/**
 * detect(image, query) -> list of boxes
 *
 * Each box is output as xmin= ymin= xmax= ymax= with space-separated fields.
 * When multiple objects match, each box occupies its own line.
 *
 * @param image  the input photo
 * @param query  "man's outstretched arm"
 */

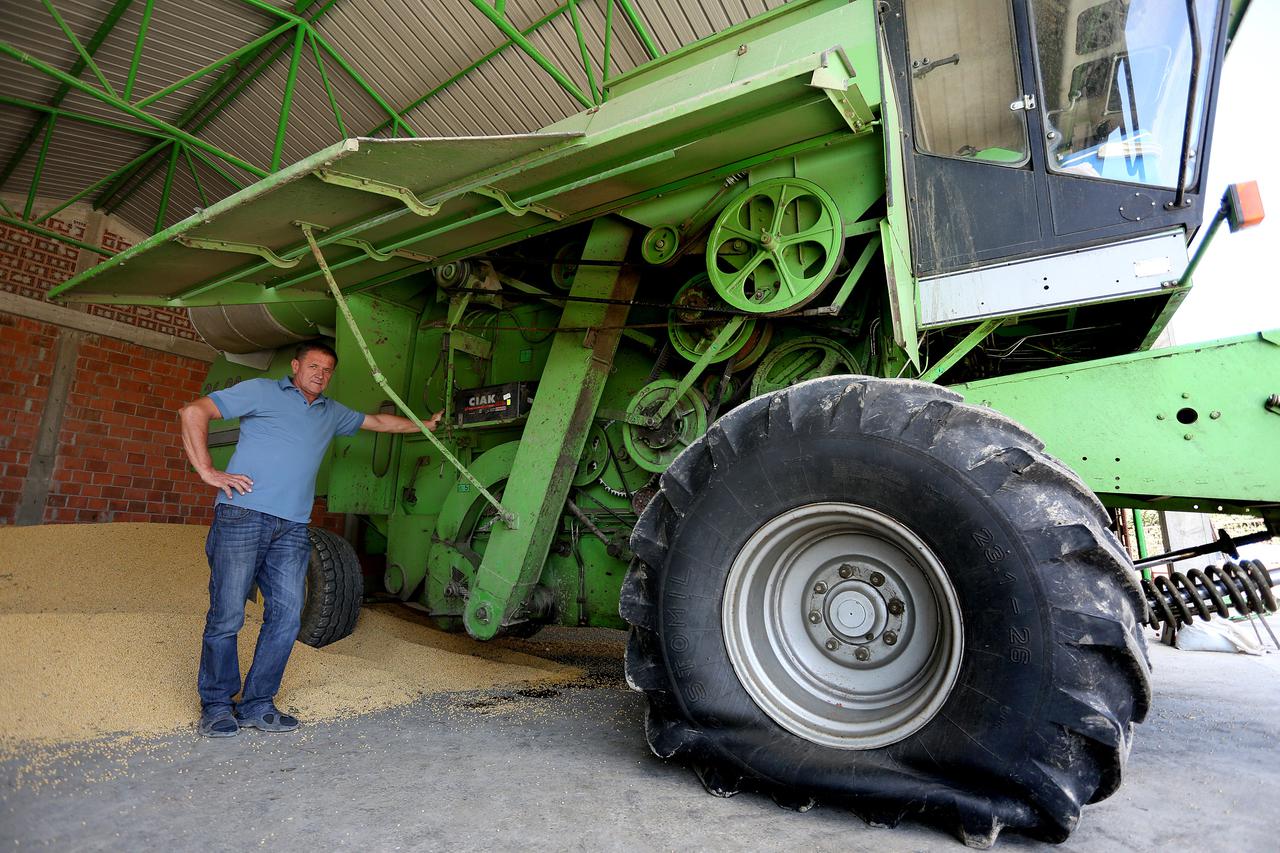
xmin=361 ymin=410 xmax=443 ymax=434
xmin=178 ymin=397 xmax=254 ymax=498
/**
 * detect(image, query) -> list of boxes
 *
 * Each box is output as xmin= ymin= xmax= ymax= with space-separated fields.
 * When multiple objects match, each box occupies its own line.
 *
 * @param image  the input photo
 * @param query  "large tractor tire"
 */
xmin=299 ymin=528 xmax=362 ymax=648
xmin=621 ymin=376 xmax=1151 ymax=846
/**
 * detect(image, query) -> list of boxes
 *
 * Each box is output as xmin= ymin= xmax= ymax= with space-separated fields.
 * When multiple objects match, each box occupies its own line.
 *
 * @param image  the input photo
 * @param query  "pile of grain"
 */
xmin=0 ymin=523 xmax=577 ymax=751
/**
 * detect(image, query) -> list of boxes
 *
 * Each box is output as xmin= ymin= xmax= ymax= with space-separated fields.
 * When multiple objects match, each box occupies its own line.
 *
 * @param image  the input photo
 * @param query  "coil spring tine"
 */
xmin=1141 ymin=559 xmax=1280 ymax=630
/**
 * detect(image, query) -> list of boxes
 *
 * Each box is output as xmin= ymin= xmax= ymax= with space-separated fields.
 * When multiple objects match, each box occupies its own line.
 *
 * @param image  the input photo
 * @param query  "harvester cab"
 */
xmin=46 ymin=0 xmax=1277 ymax=844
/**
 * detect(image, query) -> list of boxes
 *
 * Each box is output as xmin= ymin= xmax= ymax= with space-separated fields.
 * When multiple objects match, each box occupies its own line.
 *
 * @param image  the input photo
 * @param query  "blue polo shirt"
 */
xmin=209 ymin=376 xmax=365 ymax=523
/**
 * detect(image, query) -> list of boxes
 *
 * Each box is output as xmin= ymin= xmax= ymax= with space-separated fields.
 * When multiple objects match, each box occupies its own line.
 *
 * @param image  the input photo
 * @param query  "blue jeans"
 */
xmin=198 ymin=503 xmax=310 ymax=718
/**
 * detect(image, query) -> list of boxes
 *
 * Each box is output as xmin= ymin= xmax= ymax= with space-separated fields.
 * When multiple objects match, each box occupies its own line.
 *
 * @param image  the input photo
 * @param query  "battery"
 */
xmin=454 ymin=381 xmax=536 ymax=427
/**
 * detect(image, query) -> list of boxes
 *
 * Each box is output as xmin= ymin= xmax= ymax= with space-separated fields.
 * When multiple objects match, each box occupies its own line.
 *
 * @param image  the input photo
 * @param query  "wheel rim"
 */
xmin=722 ymin=502 xmax=963 ymax=749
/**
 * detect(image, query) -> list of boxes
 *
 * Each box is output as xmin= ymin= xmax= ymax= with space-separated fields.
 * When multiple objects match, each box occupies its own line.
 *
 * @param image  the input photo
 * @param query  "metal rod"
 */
xmin=919 ymin=318 xmax=1003 ymax=383
xmin=314 ymin=34 xmax=416 ymax=136
xmin=123 ymin=0 xmax=152 ymax=101
xmin=0 ymin=95 xmax=167 ymax=141
xmin=182 ymin=144 xmax=210 ymax=209
xmin=133 ymin=21 xmax=295 ymax=109
xmin=23 ymin=115 xmax=56 ymax=221
xmin=272 ymin=25 xmax=306 ymax=171
xmin=602 ymin=0 xmax=615 ymax=85
xmin=565 ymin=498 xmax=611 ymax=546
xmin=363 ymin=2 xmax=574 ymax=137
xmin=0 ymin=213 xmax=117 ymax=257
xmin=1131 ymin=508 xmax=1152 ymax=581
xmin=0 ymin=42 xmax=269 ymax=179
xmin=1168 ymin=0 xmax=1202 ymax=211
xmin=308 ymin=29 xmax=346 ymax=139
xmin=568 ymin=0 xmax=601 ymax=105
xmin=154 ymin=141 xmax=179 ymax=233
xmin=1133 ymin=529 xmax=1275 ymax=571
xmin=33 ymin=141 xmax=168 ymax=225
xmin=465 ymin=0 xmax=593 ymax=108
xmin=40 ymin=0 xmax=118 ymax=97
xmin=187 ymin=146 xmax=246 ymax=191
xmin=1178 ymin=199 xmax=1228 ymax=287
xmin=614 ymin=0 xmax=660 ymax=60
xmin=0 ymin=0 xmax=135 ymax=189
xmin=298 ymin=222 xmax=517 ymax=528
xmin=96 ymin=2 xmax=344 ymax=212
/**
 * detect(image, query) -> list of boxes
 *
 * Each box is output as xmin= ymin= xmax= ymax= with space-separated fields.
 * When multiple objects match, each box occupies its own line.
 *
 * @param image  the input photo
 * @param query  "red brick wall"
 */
xmin=1 ymin=216 xmax=200 ymax=340
xmin=0 ymin=314 xmax=55 ymax=521
xmin=0 ymin=211 xmax=348 ymax=529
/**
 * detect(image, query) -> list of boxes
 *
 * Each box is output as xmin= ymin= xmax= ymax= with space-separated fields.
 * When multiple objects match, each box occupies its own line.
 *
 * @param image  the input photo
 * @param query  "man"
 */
xmin=179 ymin=341 xmax=440 ymax=738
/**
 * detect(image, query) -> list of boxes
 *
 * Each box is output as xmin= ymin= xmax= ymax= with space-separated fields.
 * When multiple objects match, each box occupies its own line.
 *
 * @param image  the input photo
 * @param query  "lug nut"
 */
xmin=838 ymin=563 xmax=854 ymax=579
xmin=825 ymin=638 xmax=840 ymax=651
xmin=865 ymin=631 xmax=874 ymax=641
xmin=855 ymin=647 xmax=870 ymax=661
xmin=883 ymin=630 xmax=898 ymax=646
xmin=814 ymin=582 xmax=828 ymax=594
xmin=870 ymin=571 xmax=885 ymax=587
xmin=807 ymin=610 xmax=821 ymax=624
xmin=888 ymin=598 xmax=904 ymax=616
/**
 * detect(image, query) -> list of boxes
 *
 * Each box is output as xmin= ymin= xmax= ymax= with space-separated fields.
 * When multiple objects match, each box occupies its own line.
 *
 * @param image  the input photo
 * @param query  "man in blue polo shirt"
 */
xmin=179 ymin=341 xmax=440 ymax=738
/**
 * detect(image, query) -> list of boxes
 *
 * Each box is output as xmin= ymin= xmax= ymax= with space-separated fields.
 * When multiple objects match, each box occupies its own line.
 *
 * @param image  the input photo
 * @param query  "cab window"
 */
xmin=1033 ymin=0 xmax=1218 ymax=189
xmin=905 ymin=0 xmax=1030 ymax=166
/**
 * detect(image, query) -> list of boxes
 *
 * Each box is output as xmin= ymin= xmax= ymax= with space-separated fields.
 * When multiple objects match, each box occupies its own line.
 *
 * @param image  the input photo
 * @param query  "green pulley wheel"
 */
xmin=668 ymin=274 xmax=757 ymax=363
xmin=550 ymin=240 xmax=584 ymax=291
xmin=641 ymin=225 xmax=680 ymax=265
xmin=749 ymin=335 xmax=861 ymax=397
xmin=706 ymin=177 xmax=843 ymax=314
xmin=623 ymin=380 xmax=709 ymax=473
xmin=573 ymin=424 xmax=610 ymax=487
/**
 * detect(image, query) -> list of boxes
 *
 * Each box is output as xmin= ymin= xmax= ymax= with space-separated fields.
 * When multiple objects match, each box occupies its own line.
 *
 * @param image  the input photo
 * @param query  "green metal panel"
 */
xmin=48 ymin=134 xmax=582 ymax=303
xmin=327 ymin=293 xmax=418 ymax=515
xmin=953 ymin=332 xmax=1280 ymax=511
xmin=463 ymin=217 xmax=636 ymax=639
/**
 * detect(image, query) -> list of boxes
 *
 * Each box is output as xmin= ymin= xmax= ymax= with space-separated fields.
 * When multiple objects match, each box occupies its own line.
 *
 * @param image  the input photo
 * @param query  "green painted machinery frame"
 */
xmin=21 ymin=0 xmax=1278 ymax=638
xmin=954 ymin=331 xmax=1280 ymax=522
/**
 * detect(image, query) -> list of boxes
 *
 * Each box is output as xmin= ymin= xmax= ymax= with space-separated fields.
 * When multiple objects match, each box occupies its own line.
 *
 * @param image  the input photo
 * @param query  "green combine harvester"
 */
xmin=51 ymin=0 xmax=1277 ymax=844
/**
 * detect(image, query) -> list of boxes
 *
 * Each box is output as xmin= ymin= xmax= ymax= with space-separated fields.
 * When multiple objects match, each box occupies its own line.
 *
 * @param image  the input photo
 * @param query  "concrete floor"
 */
xmin=2 ymin=622 xmax=1278 ymax=852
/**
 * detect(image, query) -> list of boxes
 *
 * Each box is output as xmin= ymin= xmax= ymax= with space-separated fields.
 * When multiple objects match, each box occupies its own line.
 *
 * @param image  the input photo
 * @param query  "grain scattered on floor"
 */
xmin=0 ymin=523 xmax=579 ymax=753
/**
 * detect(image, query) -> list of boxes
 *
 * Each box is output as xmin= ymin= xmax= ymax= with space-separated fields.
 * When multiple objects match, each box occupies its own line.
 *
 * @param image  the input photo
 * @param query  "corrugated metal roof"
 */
xmin=1 ymin=0 xmax=791 ymax=237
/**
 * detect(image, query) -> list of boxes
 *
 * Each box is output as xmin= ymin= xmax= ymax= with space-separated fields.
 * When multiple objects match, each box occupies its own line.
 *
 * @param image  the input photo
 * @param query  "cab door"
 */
xmin=882 ymin=0 xmax=1047 ymax=275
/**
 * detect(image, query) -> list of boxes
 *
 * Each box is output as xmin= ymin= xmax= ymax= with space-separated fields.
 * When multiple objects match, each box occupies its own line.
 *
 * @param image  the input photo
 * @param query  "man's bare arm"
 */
xmin=361 ymin=410 xmax=442 ymax=434
xmin=178 ymin=397 xmax=254 ymax=498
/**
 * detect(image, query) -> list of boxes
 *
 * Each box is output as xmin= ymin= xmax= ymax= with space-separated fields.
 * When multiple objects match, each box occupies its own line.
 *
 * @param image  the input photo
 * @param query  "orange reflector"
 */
xmin=1225 ymin=181 xmax=1264 ymax=232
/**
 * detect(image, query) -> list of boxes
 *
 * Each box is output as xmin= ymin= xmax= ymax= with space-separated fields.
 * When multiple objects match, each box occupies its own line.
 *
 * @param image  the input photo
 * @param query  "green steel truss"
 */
xmin=0 ymin=0 xmax=663 ymax=255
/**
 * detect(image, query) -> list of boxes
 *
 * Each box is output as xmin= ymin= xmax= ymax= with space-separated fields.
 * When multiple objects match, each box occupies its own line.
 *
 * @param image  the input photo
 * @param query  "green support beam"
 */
xmin=272 ymin=25 xmax=307 ymax=171
xmin=0 ymin=0 xmax=135 ymax=189
xmin=463 ymin=217 xmax=636 ymax=639
xmin=33 ymin=141 xmax=169 ymax=225
xmin=919 ymin=319 xmax=1002 ymax=383
xmin=615 ymin=0 xmax=660 ymax=59
xmin=40 ymin=0 xmax=118 ymax=97
xmin=954 ymin=331 xmax=1280 ymax=514
xmin=0 ymin=212 xmax=117 ymax=257
xmin=0 ymin=42 xmax=268 ymax=179
xmin=364 ymin=2 xmax=576 ymax=137
xmin=95 ymin=1 xmax=345 ymax=214
xmin=123 ymin=0 xmax=153 ymax=101
xmin=466 ymin=0 xmax=593 ymax=108
xmin=23 ymin=115 xmax=56 ymax=221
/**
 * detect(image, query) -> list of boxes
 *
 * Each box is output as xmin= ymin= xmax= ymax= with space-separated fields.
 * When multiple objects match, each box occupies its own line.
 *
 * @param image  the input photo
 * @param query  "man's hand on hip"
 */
xmin=199 ymin=468 xmax=254 ymax=499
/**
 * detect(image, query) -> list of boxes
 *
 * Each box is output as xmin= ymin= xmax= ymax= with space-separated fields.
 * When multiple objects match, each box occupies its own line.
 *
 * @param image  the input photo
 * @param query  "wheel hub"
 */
xmin=805 ymin=564 xmax=911 ymax=663
xmin=722 ymin=502 xmax=964 ymax=750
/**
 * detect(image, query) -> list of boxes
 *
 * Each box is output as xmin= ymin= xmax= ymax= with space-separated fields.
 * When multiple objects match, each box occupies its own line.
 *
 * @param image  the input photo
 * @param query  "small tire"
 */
xmin=621 ymin=376 xmax=1151 ymax=846
xmin=299 ymin=528 xmax=362 ymax=648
